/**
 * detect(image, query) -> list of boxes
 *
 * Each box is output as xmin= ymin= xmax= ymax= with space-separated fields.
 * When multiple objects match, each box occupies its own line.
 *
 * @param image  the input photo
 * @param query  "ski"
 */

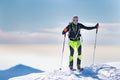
xmin=70 ymin=68 xmax=77 ymax=71
xmin=69 ymin=68 xmax=84 ymax=77
xmin=70 ymin=68 xmax=84 ymax=72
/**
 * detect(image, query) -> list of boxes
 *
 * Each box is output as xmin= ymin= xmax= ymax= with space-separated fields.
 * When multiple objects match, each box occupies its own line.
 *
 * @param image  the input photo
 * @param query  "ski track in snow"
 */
xmin=9 ymin=63 xmax=120 ymax=80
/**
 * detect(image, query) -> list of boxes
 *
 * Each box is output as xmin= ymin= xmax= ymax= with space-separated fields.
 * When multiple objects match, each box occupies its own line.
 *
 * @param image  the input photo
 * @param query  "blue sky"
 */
xmin=0 ymin=0 xmax=120 ymax=45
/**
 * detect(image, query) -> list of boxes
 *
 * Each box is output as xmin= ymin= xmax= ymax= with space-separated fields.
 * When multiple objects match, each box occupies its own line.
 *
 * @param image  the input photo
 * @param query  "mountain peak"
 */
xmin=0 ymin=64 xmax=43 ymax=80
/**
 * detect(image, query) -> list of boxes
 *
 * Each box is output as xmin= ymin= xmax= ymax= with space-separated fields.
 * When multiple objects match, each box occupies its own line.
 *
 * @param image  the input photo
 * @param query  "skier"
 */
xmin=62 ymin=16 xmax=99 ymax=71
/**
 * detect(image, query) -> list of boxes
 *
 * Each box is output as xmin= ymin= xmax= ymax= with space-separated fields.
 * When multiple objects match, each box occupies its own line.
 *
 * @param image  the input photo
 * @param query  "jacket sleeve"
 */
xmin=80 ymin=23 xmax=97 ymax=30
xmin=62 ymin=25 xmax=69 ymax=35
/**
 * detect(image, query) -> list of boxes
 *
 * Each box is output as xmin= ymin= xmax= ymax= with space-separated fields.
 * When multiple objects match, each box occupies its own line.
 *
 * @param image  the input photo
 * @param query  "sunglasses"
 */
xmin=73 ymin=20 xmax=78 ymax=22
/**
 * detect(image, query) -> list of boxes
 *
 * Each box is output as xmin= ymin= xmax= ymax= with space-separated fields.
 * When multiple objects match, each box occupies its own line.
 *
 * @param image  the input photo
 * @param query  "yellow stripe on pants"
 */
xmin=77 ymin=55 xmax=82 ymax=60
xmin=69 ymin=40 xmax=81 ymax=49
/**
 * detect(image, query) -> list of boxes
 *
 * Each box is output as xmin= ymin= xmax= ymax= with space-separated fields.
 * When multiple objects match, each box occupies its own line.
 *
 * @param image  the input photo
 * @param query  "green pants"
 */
xmin=69 ymin=40 xmax=82 ymax=68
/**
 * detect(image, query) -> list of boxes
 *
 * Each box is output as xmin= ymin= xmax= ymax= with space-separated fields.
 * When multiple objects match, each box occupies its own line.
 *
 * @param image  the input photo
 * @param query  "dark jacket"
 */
xmin=62 ymin=22 xmax=97 ymax=41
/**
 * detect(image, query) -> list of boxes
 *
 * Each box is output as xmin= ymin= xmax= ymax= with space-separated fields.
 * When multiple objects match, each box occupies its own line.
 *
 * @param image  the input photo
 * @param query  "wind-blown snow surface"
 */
xmin=9 ymin=62 xmax=120 ymax=80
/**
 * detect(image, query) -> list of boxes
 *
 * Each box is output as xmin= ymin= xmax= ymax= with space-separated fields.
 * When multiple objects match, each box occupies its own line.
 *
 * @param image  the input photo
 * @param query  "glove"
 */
xmin=62 ymin=31 xmax=66 ymax=35
xmin=95 ymin=23 xmax=99 ymax=33
xmin=62 ymin=27 xmax=68 ymax=35
xmin=95 ymin=23 xmax=99 ymax=29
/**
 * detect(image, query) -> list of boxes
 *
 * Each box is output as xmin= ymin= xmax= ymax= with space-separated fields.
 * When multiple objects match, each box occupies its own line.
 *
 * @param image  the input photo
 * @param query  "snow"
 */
xmin=9 ymin=62 xmax=120 ymax=80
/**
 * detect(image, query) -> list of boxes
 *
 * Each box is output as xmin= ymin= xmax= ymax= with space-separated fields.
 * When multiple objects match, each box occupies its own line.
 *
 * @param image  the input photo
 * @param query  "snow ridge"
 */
xmin=9 ymin=64 xmax=120 ymax=80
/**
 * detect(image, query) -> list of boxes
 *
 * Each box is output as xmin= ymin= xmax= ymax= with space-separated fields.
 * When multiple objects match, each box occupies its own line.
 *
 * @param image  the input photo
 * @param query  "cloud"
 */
xmin=100 ymin=23 xmax=120 ymax=27
xmin=44 ymin=27 xmax=63 ymax=33
xmin=0 ymin=30 xmax=59 ymax=39
xmin=0 ymin=22 xmax=120 ymax=45
xmin=96 ymin=23 xmax=120 ymax=45
xmin=0 ymin=30 xmax=62 ymax=44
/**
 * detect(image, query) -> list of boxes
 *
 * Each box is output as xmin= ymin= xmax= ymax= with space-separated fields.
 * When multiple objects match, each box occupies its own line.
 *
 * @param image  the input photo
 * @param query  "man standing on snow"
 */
xmin=62 ymin=16 xmax=99 ymax=71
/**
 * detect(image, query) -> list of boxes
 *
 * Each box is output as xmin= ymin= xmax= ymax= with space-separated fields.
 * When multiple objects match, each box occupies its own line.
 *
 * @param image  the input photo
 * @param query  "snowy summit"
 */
xmin=9 ymin=62 xmax=120 ymax=80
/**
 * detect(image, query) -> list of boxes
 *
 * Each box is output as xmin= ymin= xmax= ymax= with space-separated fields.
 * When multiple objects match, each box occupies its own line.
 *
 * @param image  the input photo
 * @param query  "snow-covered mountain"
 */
xmin=0 ymin=64 xmax=43 ymax=80
xmin=9 ymin=62 xmax=120 ymax=80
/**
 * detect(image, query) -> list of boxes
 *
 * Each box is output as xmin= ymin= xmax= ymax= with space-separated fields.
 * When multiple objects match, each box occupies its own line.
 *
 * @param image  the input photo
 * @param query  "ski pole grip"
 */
xmin=96 ymin=23 xmax=99 ymax=34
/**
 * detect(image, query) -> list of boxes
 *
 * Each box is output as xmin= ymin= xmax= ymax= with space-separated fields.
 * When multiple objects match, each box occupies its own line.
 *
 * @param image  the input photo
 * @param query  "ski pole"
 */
xmin=92 ymin=23 xmax=99 ymax=65
xmin=59 ymin=34 xmax=66 ymax=70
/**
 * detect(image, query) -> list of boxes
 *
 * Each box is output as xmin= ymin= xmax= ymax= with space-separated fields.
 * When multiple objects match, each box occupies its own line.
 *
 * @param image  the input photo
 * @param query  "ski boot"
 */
xmin=77 ymin=65 xmax=83 ymax=72
xmin=69 ymin=66 xmax=76 ymax=71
